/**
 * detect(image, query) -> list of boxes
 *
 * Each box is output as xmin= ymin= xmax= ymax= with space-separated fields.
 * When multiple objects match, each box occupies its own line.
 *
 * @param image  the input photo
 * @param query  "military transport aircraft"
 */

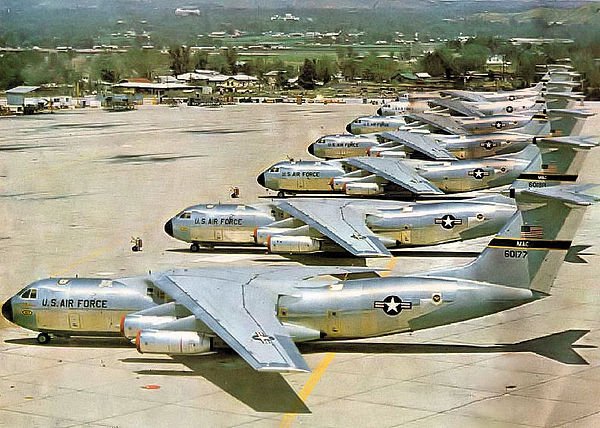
xmin=165 ymin=133 xmax=597 ymax=256
xmin=258 ymin=136 xmax=598 ymax=198
xmin=346 ymin=115 xmax=407 ymax=134
xmin=312 ymin=107 xmax=591 ymax=161
xmin=164 ymin=196 xmax=516 ymax=257
xmin=315 ymin=89 xmax=586 ymax=161
xmin=2 ymin=184 xmax=598 ymax=376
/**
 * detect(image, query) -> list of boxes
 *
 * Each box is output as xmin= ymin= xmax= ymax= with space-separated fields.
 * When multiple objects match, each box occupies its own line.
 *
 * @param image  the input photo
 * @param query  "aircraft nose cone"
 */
xmin=164 ymin=219 xmax=174 ymax=237
xmin=346 ymin=123 xmax=352 ymax=133
xmin=376 ymin=108 xmax=382 ymax=115
xmin=257 ymin=172 xmax=266 ymax=187
xmin=307 ymin=143 xmax=315 ymax=155
xmin=2 ymin=299 xmax=13 ymax=323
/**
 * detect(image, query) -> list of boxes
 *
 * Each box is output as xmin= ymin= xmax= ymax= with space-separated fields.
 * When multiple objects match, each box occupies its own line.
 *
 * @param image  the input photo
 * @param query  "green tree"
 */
xmin=514 ymin=51 xmax=540 ymax=86
xmin=316 ymin=57 xmax=337 ymax=84
xmin=298 ymin=59 xmax=317 ymax=89
xmin=168 ymin=45 xmax=191 ymax=76
xmin=192 ymin=51 xmax=209 ymax=70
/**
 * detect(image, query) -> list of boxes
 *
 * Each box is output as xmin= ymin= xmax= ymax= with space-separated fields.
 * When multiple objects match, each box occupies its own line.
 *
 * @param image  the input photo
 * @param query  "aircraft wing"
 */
xmin=428 ymin=98 xmax=486 ymax=118
xmin=277 ymin=199 xmax=392 ymax=257
xmin=380 ymin=131 xmax=457 ymax=161
xmin=154 ymin=272 xmax=310 ymax=372
xmin=405 ymin=113 xmax=469 ymax=135
xmin=440 ymin=90 xmax=488 ymax=103
xmin=345 ymin=157 xmax=444 ymax=195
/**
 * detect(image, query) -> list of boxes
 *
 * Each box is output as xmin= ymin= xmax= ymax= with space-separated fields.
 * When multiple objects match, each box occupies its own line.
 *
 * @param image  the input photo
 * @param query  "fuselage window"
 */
xmin=270 ymin=167 xmax=280 ymax=173
xmin=179 ymin=212 xmax=191 ymax=219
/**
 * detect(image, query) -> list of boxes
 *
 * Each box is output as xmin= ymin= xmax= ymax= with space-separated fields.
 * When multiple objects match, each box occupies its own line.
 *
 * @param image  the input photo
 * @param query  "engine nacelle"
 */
xmin=136 ymin=330 xmax=212 ymax=355
xmin=267 ymin=235 xmax=322 ymax=253
xmin=121 ymin=315 xmax=177 ymax=339
xmin=343 ymin=182 xmax=384 ymax=196
xmin=254 ymin=227 xmax=295 ymax=245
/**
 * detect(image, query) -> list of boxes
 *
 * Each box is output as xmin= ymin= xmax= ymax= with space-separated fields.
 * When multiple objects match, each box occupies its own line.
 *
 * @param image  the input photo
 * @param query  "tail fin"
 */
xmin=428 ymin=184 xmax=600 ymax=293
xmin=547 ymin=108 xmax=595 ymax=136
xmin=517 ymin=112 xmax=550 ymax=136
xmin=510 ymin=137 xmax=599 ymax=192
xmin=543 ymin=91 xmax=585 ymax=110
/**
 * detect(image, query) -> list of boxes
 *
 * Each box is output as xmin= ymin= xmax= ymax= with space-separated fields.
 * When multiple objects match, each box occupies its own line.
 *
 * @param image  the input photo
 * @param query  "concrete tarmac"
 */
xmin=1 ymin=102 xmax=599 ymax=427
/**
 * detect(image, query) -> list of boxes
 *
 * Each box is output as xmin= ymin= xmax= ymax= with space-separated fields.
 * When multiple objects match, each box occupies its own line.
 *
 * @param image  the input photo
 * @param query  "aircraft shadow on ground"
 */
xmin=118 ymin=329 xmax=594 ymax=413
xmin=125 ymin=350 xmax=310 ymax=414
xmin=5 ymin=337 xmax=131 ymax=348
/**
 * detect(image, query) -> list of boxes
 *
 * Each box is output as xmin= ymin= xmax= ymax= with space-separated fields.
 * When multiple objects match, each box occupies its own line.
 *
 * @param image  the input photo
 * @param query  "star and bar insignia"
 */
xmin=374 ymin=295 xmax=412 ymax=316
xmin=468 ymin=168 xmax=490 ymax=180
xmin=480 ymin=140 xmax=497 ymax=150
xmin=435 ymin=214 xmax=463 ymax=230
xmin=252 ymin=331 xmax=275 ymax=344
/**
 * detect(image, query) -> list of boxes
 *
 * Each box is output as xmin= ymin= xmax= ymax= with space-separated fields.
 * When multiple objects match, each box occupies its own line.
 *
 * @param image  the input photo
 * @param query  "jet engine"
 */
xmin=136 ymin=330 xmax=212 ymax=355
xmin=267 ymin=235 xmax=322 ymax=253
xmin=121 ymin=315 xmax=177 ymax=339
xmin=343 ymin=182 xmax=384 ymax=196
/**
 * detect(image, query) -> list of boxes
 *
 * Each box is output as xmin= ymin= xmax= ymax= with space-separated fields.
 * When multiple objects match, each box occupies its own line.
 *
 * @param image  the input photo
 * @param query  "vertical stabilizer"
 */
xmin=425 ymin=184 xmax=599 ymax=294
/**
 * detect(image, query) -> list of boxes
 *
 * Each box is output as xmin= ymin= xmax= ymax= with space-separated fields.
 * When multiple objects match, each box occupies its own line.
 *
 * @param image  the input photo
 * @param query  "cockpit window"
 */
xmin=270 ymin=167 xmax=280 ymax=173
xmin=20 ymin=289 xmax=37 ymax=299
xmin=179 ymin=212 xmax=191 ymax=219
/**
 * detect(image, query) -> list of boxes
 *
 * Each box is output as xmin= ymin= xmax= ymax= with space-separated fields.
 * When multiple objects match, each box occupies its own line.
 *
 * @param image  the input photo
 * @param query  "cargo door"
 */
xmin=399 ymin=227 xmax=411 ymax=245
xmin=68 ymin=313 xmax=81 ymax=329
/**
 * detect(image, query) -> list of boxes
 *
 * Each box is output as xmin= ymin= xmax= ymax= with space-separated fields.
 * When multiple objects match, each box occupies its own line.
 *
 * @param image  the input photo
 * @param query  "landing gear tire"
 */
xmin=277 ymin=191 xmax=285 ymax=198
xmin=190 ymin=243 xmax=200 ymax=252
xmin=132 ymin=246 xmax=139 ymax=252
xmin=37 ymin=333 xmax=51 ymax=344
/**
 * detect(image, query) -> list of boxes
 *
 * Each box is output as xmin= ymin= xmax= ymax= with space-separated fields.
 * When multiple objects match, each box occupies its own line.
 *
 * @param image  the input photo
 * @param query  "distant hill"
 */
xmin=472 ymin=3 xmax=600 ymax=25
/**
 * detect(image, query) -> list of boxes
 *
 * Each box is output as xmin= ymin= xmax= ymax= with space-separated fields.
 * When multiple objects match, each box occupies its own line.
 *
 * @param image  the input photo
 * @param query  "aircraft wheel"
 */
xmin=131 ymin=246 xmax=139 ymax=252
xmin=37 ymin=333 xmax=51 ymax=344
xmin=190 ymin=243 xmax=200 ymax=252
xmin=277 ymin=191 xmax=285 ymax=198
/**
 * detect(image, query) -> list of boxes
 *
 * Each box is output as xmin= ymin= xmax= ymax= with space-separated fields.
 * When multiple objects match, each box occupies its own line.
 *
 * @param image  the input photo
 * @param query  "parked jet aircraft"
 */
xmin=164 ymin=196 xmax=516 ymax=257
xmin=3 ymin=184 xmax=597 ymax=375
xmin=346 ymin=115 xmax=407 ymax=134
xmin=259 ymin=137 xmax=597 ymax=198
xmin=309 ymin=120 xmax=545 ymax=161
xmin=163 ymin=134 xmax=596 ymax=256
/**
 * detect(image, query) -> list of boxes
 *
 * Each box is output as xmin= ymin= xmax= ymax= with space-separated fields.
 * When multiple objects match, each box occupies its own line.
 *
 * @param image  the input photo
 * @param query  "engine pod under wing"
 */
xmin=277 ymin=199 xmax=392 ymax=257
xmin=154 ymin=273 xmax=310 ymax=373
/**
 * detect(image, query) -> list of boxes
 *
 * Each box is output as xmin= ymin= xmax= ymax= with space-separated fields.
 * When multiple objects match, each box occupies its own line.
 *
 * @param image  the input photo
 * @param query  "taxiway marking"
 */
xmin=279 ymin=352 xmax=336 ymax=428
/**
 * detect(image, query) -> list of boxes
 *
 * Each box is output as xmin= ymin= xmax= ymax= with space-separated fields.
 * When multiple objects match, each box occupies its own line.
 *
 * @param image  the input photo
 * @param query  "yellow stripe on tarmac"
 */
xmin=279 ymin=352 xmax=336 ymax=428
xmin=279 ymin=258 xmax=398 ymax=426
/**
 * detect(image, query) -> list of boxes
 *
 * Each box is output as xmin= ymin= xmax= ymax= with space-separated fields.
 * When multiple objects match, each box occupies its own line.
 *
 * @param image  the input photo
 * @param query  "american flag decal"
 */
xmin=541 ymin=164 xmax=558 ymax=173
xmin=521 ymin=225 xmax=544 ymax=239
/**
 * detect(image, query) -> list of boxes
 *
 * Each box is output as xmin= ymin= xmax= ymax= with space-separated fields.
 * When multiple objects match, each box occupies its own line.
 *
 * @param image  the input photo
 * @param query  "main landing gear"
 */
xmin=37 ymin=332 xmax=51 ymax=344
